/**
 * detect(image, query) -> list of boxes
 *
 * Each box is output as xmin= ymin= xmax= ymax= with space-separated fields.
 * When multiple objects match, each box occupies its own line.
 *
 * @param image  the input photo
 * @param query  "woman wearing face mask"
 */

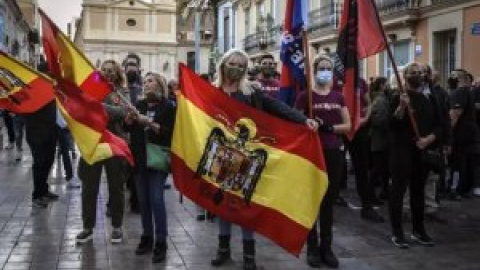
xmin=76 ymin=60 xmax=131 ymax=245
xmin=389 ymin=62 xmax=442 ymax=248
xmin=125 ymin=72 xmax=175 ymax=263
xmin=295 ymin=54 xmax=351 ymax=269
xmin=210 ymin=49 xmax=318 ymax=270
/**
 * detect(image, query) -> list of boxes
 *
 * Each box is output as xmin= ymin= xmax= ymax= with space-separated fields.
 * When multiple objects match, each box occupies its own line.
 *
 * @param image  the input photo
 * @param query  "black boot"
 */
xmin=211 ymin=235 xmax=231 ymax=267
xmin=135 ymin=235 xmax=153 ymax=255
xmin=319 ymin=245 xmax=339 ymax=268
xmin=306 ymin=229 xmax=321 ymax=268
xmin=152 ymin=241 xmax=167 ymax=263
xmin=243 ymin=239 xmax=256 ymax=270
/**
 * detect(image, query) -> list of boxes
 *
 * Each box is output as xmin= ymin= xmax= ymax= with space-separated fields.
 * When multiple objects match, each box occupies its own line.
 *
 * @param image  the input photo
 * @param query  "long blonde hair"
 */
xmin=214 ymin=48 xmax=253 ymax=95
xmin=145 ymin=72 xmax=168 ymax=98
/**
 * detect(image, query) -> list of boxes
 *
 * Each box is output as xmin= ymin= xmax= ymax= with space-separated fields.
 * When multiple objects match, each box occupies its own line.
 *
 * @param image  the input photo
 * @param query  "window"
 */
xmin=126 ymin=18 xmax=136 ymax=27
xmin=187 ymin=51 xmax=195 ymax=71
xmin=256 ymin=1 xmax=265 ymax=22
xmin=384 ymin=40 xmax=411 ymax=79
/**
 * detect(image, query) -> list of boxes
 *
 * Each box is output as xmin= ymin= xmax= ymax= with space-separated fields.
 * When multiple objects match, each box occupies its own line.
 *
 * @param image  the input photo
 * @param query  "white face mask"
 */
xmin=315 ymin=70 xmax=333 ymax=85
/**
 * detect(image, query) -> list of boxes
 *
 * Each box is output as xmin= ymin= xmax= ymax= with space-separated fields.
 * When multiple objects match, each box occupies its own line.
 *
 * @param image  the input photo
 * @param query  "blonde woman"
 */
xmin=125 ymin=72 xmax=176 ymax=263
xmin=210 ymin=48 xmax=318 ymax=270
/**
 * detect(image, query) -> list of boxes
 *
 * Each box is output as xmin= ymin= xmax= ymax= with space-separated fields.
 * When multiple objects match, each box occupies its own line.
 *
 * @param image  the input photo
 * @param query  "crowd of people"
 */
xmin=2 ymin=48 xmax=479 ymax=270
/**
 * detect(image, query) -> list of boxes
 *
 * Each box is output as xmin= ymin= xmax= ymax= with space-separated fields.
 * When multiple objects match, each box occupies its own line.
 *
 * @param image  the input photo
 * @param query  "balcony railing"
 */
xmin=308 ymin=1 xmax=413 ymax=34
xmin=243 ymin=25 xmax=283 ymax=52
xmin=376 ymin=0 xmax=408 ymax=15
xmin=308 ymin=3 xmax=342 ymax=33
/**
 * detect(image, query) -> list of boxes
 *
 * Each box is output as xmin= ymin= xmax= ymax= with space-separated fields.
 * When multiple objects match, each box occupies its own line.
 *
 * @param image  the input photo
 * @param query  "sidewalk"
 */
xmin=0 ymin=150 xmax=479 ymax=270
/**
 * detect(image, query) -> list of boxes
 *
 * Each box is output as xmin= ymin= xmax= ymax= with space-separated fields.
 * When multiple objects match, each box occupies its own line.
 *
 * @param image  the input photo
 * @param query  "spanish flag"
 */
xmin=0 ymin=52 xmax=55 ymax=113
xmin=55 ymin=78 xmax=134 ymax=166
xmin=39 ymin=9 xmax=110 ymax=102
xmin=173 ymin=64 xmax=328 ymax=255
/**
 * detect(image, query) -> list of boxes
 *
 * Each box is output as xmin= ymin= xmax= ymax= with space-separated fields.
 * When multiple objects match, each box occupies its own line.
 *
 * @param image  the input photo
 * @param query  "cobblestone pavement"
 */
xmin=0 ymin=150 xmax=479 ymax=270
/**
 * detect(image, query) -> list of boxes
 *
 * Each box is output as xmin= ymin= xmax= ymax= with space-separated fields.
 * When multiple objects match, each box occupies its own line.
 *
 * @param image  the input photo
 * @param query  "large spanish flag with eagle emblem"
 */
xmin=0 ymin=52 xmax=55 ymax=113
xmin=39 ymin=9 xmax=110 ymax=102
xmin=172 ymin=64 xmax=328 ymax=255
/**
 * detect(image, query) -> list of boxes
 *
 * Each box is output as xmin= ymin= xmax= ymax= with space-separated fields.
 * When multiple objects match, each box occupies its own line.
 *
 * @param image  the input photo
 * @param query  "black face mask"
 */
xmin=447 ymin=77 xmax=459 ymax=89
xmin=407 ymin=76 xmax=423 ymax=89
xmin=126 ymin=71 xmax=138 ymax=83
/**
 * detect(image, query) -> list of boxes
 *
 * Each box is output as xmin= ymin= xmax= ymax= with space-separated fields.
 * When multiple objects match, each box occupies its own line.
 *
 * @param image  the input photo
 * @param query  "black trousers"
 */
xmin=27 ymin=132 xmax=57 ymax=199
xmin=348 ymin=126 xmax=375 ymax=208
xmin=389 ymin=145 xmax=428 ymax=237
xmin=454 ymin=146 xmax=480 ymax=195
xmin=3 ymin=112 xmax=15 ymax=143
xmin=370 ymin=150 xmax=390 ymax=196
xmin=308 ymin=148 xmax=343 ymax=250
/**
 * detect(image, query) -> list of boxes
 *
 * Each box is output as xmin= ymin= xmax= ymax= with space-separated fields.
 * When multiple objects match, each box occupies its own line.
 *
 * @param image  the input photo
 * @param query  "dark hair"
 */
xmin=370 ymin=77 xmax=388 ymax=94
xmin=258 ymin=54 xmax=274 ymax=64
xmin=200 ymin=73 xmax=210 ymax=82
xmin=123 ymin=53 xmax=141 ymax=67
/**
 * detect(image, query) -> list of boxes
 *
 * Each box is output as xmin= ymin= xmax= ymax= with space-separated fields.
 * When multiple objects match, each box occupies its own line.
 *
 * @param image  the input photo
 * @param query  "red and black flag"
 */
xmin=334 ymin=0 xmax=387 ymax=139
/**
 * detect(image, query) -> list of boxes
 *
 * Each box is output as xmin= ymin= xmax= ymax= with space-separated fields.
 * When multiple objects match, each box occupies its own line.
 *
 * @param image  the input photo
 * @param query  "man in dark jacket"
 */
xmin=25 ymin=101 xmax=59 ymax=207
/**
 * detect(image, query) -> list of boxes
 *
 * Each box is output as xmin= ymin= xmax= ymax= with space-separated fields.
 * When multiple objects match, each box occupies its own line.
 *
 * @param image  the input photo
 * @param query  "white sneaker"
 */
xmin=15 ymin=149 xmax=22 ymax=162
xmin=473 ymin=188 xmax=480 ymax=197
xmin=5 ymin=143 xmax=14 ymax=150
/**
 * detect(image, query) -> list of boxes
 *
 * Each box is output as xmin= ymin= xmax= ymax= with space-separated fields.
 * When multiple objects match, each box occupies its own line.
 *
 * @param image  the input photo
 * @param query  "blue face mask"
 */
xmin=315 ymin=70 xmax=333 ymax=85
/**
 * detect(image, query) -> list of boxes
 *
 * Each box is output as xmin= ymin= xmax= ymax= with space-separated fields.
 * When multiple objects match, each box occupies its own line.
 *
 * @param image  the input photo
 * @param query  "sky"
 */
xmin=38 ymin=0 xmax=83 ymax=33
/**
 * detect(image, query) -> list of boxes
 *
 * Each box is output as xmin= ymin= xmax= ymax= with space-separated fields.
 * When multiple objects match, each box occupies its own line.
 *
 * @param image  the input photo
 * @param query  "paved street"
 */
xmin=0 ymin=150 xmax=479 ymax=270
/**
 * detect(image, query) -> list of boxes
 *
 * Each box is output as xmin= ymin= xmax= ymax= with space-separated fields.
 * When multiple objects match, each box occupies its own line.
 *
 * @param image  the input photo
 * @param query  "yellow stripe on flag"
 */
xmin=57 ymin=35 xmax=93 ymax=86
xmin=172 ymin=94 xmax=327 ymax=228
xmin=57 ymin=101 xmax=113 ymax=164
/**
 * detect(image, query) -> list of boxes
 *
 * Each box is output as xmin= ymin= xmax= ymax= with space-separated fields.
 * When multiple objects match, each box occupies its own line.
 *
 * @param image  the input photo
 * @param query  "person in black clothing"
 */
xmin=124 ymin=60 xmax=143 ymax=213
xmin=369 ymin=77 xmax=391 ymax=201
xmin=25 ymin=101 xmax=59 ymax=207
xmin=449 ymin=69 xmax=480 ymax=197
xmin=388 ymin=62 xmax=442 ymax=248
xmin=209 ymin=48 xmax=318 ymax=270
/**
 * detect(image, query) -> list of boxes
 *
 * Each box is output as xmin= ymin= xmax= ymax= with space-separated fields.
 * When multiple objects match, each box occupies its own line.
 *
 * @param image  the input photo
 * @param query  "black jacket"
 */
xmin=127 ymin=98 xmax=176 ymax=169
xmin=230 ymin=89 xmax=307 ymax=124
xmin=389 ymin=90 xmax=443 ymax=150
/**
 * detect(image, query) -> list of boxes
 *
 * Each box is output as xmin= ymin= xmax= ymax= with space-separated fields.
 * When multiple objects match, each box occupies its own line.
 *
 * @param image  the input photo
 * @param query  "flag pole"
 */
xmin=369 ymin=0 xmax=420 ymax=139
xmin=302 ymin=29 xmax=313 ymax=118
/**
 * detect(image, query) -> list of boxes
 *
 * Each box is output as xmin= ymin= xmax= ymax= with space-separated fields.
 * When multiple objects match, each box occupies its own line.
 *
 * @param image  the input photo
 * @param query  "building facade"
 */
xmin=0 ymin=0 xmax=33 ymax=62
xmin=74 ymin=0 xmax=213 ymax=80
xmin=220 ymin=0 xmax=480 ymax=85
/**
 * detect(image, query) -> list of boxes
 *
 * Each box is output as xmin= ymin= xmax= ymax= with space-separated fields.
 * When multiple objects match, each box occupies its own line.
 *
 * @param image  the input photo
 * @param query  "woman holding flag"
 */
xmin=295 ymin=54 xmax=351 ymax=268
xmin=210 ymin=48 xmax=319 ymax=270
xmin=76 ymin=60 xmax=131 ymax=245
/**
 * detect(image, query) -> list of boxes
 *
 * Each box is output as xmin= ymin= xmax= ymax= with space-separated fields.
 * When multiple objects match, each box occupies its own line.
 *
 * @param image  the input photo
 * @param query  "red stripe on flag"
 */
xmin=100 ymin=130 xmax=134 ymax=166
xmin=0 ymin=77 xmax=54 ymax=113
xmin=79 ymin=69 xmax=111 ymax=102
xmin=172 ymin=154 xmax=309 ymax=256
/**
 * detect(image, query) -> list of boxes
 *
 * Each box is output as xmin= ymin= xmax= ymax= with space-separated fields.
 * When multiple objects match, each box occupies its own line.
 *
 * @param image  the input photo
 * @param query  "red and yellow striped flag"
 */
xmin=39 ymin=9 xmax=110 ymax=102
xmin=0 ymin=52 xmax=55 ymax=113
xmin=172 ymin=64 xmax=328 ymax=255
xmin=56 ymin=78 xmax=134 ymax=166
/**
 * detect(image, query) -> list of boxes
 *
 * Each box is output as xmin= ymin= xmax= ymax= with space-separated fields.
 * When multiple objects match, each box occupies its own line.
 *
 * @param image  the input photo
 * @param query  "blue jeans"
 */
xmin=219 ymin=218 xmax=254 ymax=240
xmin=135 ymin=168 xmax=168 ymax=241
